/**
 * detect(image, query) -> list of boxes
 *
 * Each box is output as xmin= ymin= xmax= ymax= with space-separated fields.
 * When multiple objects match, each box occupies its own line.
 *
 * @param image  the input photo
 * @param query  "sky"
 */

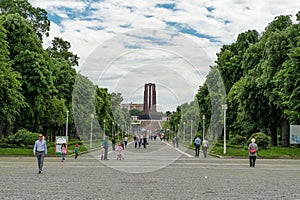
xmin=29 ymin=0 xmax=299 ymax=112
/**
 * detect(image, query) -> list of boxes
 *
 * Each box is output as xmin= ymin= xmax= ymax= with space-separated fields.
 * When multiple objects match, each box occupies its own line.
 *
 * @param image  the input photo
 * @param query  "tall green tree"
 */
xmin=1 ymin=13 xmax=56 ymax=133
xmin=0 ymin=0 xmax=50 ymax=40
xmin=0 ymin=19 xmax=27 ymax=141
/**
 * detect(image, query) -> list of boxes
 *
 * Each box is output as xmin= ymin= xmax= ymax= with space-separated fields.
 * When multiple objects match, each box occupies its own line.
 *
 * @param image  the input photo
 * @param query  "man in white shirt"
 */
xmin=194 ymin=136 xmax=201 ymax=157
xmin=33 ymin=134 xmax=47 ymax=174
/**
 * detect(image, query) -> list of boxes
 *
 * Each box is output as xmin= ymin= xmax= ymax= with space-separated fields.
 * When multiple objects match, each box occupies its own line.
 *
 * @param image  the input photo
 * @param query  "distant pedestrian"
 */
xmin=124 ymin=136 xmax=128 ymax=148
xmin=33 ymin=134 xmax=47 ymax=174
xmin=248 ymin=138 xmax=258 ymax=167
xmin=143 ymin=133 xmax=147 ymax=148
xmin=74 ymin=144 xmax=79 ymax=159
xmin=134 ymin=136 xmax=138 ymax=148
xmin=175 ymin=137 xmax=179 ymax=148
xmin=202 ymin=138 xmax=209 ymax=158
xmin=116 ymin=142 xmax=124 ymax=160
xmin=194 ymin=136 xmax=201 ymax=157
xmin=172 ymin=137 xmax=176 ymax=147
xmin=111 ymin=137 xmax=116 ymax=151
xmin=139 ymin=135 xmax=143 ymax=148
xmin=61 ymin=143 xmax=67 ymax=162
xmin=103 ymin=136 xmax=109 ymax=160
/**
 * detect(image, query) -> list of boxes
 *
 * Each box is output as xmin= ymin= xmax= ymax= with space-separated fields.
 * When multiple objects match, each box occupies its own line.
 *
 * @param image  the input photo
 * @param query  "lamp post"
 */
xmin=66 ymin=110 xmax=69 ymax=138
xmin=202 ymin=115 xmax=206 ymax=140
xmin=90 ymin=113 xmax=94 ymax=148
xmin=190 ymin=119 xmax=193 ymax=145
xmin=117 ymin=123 xmax=120 ymax=139
xmin=103 ymin=119 xmax=106 ymax=140
xmin=112 ymin=121 xmax=114 ymax=138
xmin=222 ymin=104 xmax=228 ymax=154
xmin=183 ymin=122 xmax=186 ymax=143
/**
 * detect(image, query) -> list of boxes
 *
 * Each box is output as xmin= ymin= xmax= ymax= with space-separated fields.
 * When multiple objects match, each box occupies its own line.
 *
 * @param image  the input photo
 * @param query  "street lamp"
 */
xmin=66 ymin=110 xmax=69 ymax=138
xmin=183 ymin=121 xmax=186 ymax=143
xmin=112 ymin=121 xmax=114 ymax=139
xmin=202 ymin=115 xmax=206 ymax=140
xmin=190 ymin=119 xmax=193 ymax=145
xmin=222 ymin=104 xmax=228 ymax=154
xmin=103 ymin=119 xmax=106 ymax=140
xmin=90 ymin=113 xmax=94 ymax=148
xmin=117 ymin=123 xmax=120 ymax=139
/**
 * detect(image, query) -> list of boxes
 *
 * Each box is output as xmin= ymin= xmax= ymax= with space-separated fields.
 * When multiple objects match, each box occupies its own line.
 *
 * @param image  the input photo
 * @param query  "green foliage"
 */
xmin=230 ymin=135 xmax=246 ymax=146
xmin=247 ymin=132 xmax=270 ymax=149
xmin=1 ymin=128 xmax=38 ymax=148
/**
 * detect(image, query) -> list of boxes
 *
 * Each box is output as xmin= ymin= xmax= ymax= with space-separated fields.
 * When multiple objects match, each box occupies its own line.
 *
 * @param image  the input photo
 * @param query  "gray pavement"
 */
xmin=0 ymin=139 xmax=300 ymax=200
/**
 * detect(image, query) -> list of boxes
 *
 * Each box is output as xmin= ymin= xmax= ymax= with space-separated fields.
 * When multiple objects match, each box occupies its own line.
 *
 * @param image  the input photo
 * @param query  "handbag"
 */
xmin=250 ymin=148 xmax=256 ymax=154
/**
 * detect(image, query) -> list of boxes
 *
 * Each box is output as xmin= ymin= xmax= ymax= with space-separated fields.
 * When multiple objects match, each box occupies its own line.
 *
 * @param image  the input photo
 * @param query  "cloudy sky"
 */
xmin=29 ymin=0 xmax=299 ymax=112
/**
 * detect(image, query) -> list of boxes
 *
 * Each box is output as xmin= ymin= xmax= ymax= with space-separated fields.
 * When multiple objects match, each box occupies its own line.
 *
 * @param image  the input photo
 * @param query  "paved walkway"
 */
xmin=0 ymin=139 xmax=300 ymax=199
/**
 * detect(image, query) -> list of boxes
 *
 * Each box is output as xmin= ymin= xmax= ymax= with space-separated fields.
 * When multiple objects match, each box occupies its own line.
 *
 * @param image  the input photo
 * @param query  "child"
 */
xmin=116 ymin=143 xmax=124 ymax=160
xmin=74 ymin=144 xmax=79 ymax=159
xmin=61 ymin=143 xmax=67 ymax=162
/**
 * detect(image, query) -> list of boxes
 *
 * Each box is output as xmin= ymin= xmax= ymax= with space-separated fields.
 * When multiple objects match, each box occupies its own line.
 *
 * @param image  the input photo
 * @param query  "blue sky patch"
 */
xmin=166 ymin=21 xmax=220 ymax=43
xmin=155 ymin=3 xmax=178 ymax=11
xmin=47 ymin=13 xmax=62 ymax=25
xmin=206 ymin=7 xmax=215 ymax=12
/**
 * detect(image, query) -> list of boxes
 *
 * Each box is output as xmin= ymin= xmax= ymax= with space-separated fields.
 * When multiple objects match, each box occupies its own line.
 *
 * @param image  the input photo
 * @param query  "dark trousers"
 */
xmin=75 ymin=152 xmax=78 ymax=159
xmin=202 ymin=147 xmax=208 ymax=158
xmin=249 ymin=156 xmax=256 ymax=167
xmin=36 ymin=151 xmax=45 ymax=171
xmin=135 ymin=142 xmax=137 ymax=148
xmin=143 ymin=138 xmax=147 ymax=148
xmin=195 ymin=145 xmax=200 ymax=157
xmin=104 ymin=147 xmax=108 ymax=160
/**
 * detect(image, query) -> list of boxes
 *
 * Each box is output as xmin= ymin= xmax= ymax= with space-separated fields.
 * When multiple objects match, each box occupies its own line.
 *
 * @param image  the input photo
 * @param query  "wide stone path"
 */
xmin=0 ymin=139 xmax=300 ymax=200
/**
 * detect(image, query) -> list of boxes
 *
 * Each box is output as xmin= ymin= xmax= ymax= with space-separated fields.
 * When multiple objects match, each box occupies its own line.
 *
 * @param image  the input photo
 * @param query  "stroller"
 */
xmin=116 ymin=143 xmax=124 ymax=160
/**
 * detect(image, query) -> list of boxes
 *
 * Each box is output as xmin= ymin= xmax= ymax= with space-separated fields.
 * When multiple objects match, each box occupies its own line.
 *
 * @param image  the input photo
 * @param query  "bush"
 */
xmin=247 ymin=132 xmax=270 ymax=149
xmin=2 ymin=128 xmax=39 ymax=148
xmin=230 ymin=135 xmax=246 ymax=146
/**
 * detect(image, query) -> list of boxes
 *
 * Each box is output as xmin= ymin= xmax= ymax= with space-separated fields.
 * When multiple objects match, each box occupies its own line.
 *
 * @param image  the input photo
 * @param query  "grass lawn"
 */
xmin=210 ymin=145 xmax=300 ymax=159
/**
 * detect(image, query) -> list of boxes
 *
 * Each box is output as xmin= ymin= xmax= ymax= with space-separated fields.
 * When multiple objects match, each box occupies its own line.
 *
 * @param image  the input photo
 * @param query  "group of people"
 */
xmin=193 ymin=136 xmax=209 ymax=158
xmin=133 ymin=134 xmax=148 ymax=149
xmin=33 ymin=134 xmax=80 ymax=174
xmin=103 ymin=136 xmax=126 ymax=160
xmin=33 ymin=133 xmax=259 ymax=174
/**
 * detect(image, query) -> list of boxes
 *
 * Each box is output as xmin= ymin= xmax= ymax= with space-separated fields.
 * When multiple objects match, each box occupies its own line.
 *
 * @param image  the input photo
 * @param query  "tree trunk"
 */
xmin=281 ymin=119 xmax=289 ymax=147
xmin=270 ymin=126 xmax=278 ymax=146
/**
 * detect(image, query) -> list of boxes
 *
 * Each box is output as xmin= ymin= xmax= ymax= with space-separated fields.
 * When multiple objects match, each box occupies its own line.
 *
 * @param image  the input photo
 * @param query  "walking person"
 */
xmin=134 ymin=136 xmax=138 ymax=148
xmin=248 ymin=138 xmax=258 ymax=167
xmin=103 ymin=136 xmax=109 ymax=160
xmin=124 ymin=136 xmax=128 ymax=148
xmin=111 ymin=137 xmax=116 ymax=151
xmin=139 ymin=135 xmax=143 ymax=148
xmin=60 ymin=143 xmax=67 ymax=162
xmin=194 ymin=136 xmax=201 ymax=157
xmin=116 ymin=142 xmax=124 ymax=160
xmin=175 ymin=136 xmax=179 ymax=148
xmin=202 ymin=138 xmax=209 ymax=158
xmin=74 ymin=144 xmax=79 ymax=159
xmin=33 ymin=134 xmax=47 ymax=174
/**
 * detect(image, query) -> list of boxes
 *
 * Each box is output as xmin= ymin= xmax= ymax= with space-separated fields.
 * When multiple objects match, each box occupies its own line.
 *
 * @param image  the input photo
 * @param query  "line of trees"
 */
xmin=0 ymin=0 xmax=130 ymax=143
xmin=168 ymin=12 xmax=300 ymax=147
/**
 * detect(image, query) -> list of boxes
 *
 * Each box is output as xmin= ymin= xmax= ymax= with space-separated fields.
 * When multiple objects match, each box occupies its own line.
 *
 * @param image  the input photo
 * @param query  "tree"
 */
xmin=1 ymin=13 xmax=56 ymax=132
xmin=0 ymin=19 xmax=27 ymax=141
xmin=0 ymin=0 xmax=50 ymax=40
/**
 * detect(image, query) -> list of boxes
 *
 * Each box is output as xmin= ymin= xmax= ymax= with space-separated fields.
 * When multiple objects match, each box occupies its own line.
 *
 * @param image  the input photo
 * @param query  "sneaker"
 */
xmin=39 ymin=170 xmax=41 ymax=174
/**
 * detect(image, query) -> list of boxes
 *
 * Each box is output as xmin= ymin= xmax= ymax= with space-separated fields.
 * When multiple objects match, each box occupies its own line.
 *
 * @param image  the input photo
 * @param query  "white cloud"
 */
xmin=29 ymin=0 xmax=299 ymax=111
